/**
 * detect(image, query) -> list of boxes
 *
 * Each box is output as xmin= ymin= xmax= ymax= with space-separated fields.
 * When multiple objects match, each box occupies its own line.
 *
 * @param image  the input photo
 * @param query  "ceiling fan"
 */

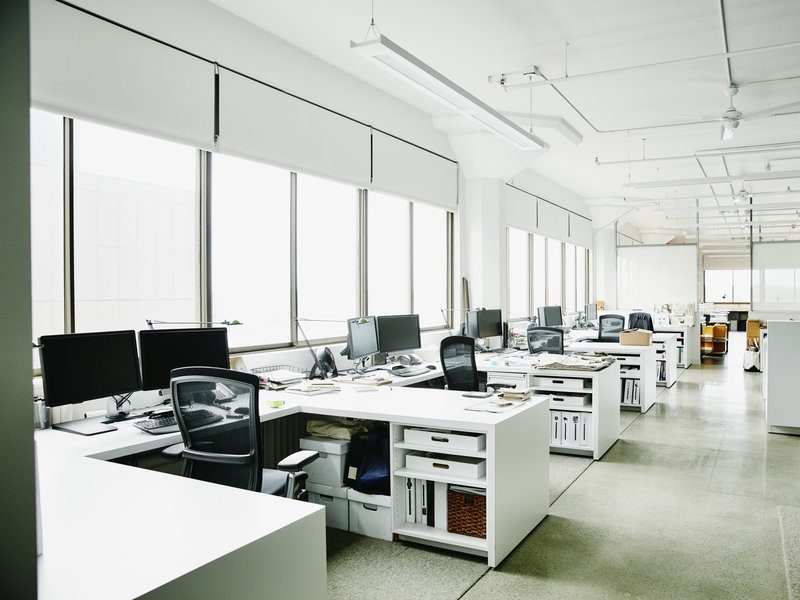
xmin=678 ymin=86 xmax=800 ymax=141
xmin=731 ymin=183 xmax=752 ymax=204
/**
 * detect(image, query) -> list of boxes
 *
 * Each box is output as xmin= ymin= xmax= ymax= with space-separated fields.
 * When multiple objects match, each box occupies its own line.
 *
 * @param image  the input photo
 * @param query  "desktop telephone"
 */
xmin=310 ymin=347 xmax=339 ymax=379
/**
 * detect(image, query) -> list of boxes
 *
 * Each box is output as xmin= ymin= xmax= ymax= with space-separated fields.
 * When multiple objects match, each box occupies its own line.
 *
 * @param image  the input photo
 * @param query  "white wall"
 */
xmin=0 ymin=0 xmax=37 ymax=593
xmin=617 ymin=245 xmax=699 ymax=311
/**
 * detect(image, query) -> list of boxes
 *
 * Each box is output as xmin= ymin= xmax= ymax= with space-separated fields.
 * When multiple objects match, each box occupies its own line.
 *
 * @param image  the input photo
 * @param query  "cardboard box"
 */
xmin=746 ymin=320 xmax=762 ymax=338
xmin=619 ymin=329 xmax=653 ymax=346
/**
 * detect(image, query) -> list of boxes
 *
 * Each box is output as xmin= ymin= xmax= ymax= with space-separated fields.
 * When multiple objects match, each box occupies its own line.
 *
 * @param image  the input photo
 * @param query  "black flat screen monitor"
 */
xmin=466 ymin=309 xmax=503 ymax=338
xmin=139 ymin=328 xmax=230 ymax=391
xmin=584 ymin=303 xmax=598 ymax=321
xmin=346 ymin=317 xmax=379 ymax=359
xmin=38 ymin=330 xmax=142 ymax=407
xmin=537 ymin=306 xmax=563 ymax=327
xmin=376 ymin=314 xmax=421 ymax=353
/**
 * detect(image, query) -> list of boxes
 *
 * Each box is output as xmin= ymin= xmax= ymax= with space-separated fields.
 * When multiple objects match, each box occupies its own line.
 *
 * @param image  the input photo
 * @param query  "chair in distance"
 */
xmin=598 ymin=314 xmax=626 ymax=343
xmin=439 ymin=335 xmax=513 ymax=393
xmin=170 ymin=366 xmax=318 ymax=498
xmin=526 ymin=326 xmax=564 ymax=355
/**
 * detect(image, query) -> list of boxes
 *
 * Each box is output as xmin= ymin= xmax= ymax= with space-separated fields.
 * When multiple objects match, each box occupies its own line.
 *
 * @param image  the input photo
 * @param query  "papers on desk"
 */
xmin=334 ymin=374 xmax=393 ymax=386
xmin=499 ymin=388 xmax=533 ymax=402
xmin=465 ymin=399 xmax=521 ymax=413
xmin=256 ymin=368 xmax=306 ymax=390
xmin=286 ymin=383 xmax=340 ymax=396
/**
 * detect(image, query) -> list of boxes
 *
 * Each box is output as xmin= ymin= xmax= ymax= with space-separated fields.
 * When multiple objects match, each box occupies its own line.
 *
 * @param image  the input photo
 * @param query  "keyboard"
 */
xmin=133 ymin=409 xmax=223 ymax=435
xmin=214 ymin=384 xmax=236 ymax=402
xmin=391 ymin=366 xmax=435 ymax=378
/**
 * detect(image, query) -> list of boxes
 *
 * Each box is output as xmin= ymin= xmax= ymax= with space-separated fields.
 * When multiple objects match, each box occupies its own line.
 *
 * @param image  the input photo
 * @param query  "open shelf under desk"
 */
xmin=394 ymin=467 xmax=487 ymax=489
xmin=393 ymin=441 xmax=487 ymax=459
xmin=548 ymin=404 xmax=593 ymax=413
xmin=620 ymin=404 xmax=643 ymax=410
xmin=550 ymin=445 xmax=593 ymax=456
xmin=394 ymin=523 xmax=488 ymax=553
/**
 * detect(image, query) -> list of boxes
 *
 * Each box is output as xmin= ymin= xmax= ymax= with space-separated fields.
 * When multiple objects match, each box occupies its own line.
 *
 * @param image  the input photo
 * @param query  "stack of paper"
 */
xmin=334 ymin=374 xmax=393 ymax=386
xmin=286 ymin=382 xmax=340 ymax=396
xmin=257 ymin=368 xmax=306 ymax=390
xmin=499 ymin=388 xmax=533 ymax=402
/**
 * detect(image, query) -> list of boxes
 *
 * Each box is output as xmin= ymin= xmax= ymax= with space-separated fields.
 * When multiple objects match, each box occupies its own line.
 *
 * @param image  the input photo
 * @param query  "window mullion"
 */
xmin=63 ymin=117 xmax=75 ymax=333
xmin=290 ymin=172 xmax=298 ymax=345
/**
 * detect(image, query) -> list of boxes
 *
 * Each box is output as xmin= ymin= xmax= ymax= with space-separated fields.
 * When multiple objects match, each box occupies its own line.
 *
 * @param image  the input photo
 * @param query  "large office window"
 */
xmin=31 ymin=110 xmax=65 ymax=368
xmin=507 ymin=227 xmax=529 ymax=319
xmin=546 ymin=238 xmax=563 ymax=306
xmin=211 ymin=154 xmax=291 ymax=349
xmin=532 ymin=234 xmax=546 ymax=311
xmin=368 ymin=192 xmax=411 ymax=315
xmin=72 ymin=120 xmax=198 ymax=332
xmin=413 ymin=203 xmax=450 ymax=328
xmin=296 ymin=173 xmax=359 ymax=340
xmin=576 ymin=247 xmax=587 ymax=307
xmin=564 ymin=243 xmax=576 ymax=312
xmin=704 ymin=269 xmax=751 ymax=303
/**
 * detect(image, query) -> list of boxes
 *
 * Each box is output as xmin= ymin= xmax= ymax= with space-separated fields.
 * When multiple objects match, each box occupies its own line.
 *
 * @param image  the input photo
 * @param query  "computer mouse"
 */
xmin=233 ymin=406 xmax=250 ymax=416
xmin=391 ymin=365 xmax=404 ymax=370
xmin=426 ymin=364 xmax=436 ymax=370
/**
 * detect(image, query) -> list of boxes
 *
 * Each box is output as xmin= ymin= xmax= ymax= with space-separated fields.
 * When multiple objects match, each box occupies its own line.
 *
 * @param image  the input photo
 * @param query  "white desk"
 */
xmin=35 ymin=426 xmax=326 ymax=600
xmin=38 ymin=383 xmax=548 ymax=575
xmin=765 ymin=321 xmax=800 ymax=435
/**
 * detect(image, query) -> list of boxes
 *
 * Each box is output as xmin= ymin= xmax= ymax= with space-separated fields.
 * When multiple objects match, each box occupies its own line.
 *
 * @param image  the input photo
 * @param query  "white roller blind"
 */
xmin=617 ymin=245 xmax=698 ymax=310
xmin=536 ymin=200 xmax=569 ymax=241
xmin=504 ymin=185 xmax=536 ymax=232
xmin=569 ymin=214 xmax=594 ymax=249
xmin=217 ymin=69 xmax=371 ymax=187
xmin=372 ymin=131 xmax=457 ymax=210
xmin=30 ymin=0 xmax=215 ymax=150
xmin=753 ymin=241 xmax=800 ymax=311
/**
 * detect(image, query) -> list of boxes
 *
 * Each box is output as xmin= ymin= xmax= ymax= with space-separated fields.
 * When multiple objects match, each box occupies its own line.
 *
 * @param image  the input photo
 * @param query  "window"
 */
xmin=532 ymin=234 xmax=546 ymax=311
xmin=704 ymin=269 xmax=751 ymax=304
xmin=507 ymin=228 xmax=529 ymax=319
xmin=588 ymin=249 xmax=594 ymax=303
xmin=211 ymin=154 xmax=291 ymax=349
xmin=72 ymin=120 xmax=198 ymax=332
xmin=368 ymin=192 xmax=410 ymax=315
xmin=547 ymin=238 xmax=562 ymax=306
xmin=296 ymin=173 xmax=359 ymax=340
xmin=413 ymin=203 xmax=450 ymax=328
xmin=564 ymin=243 xmax=576 ymax=312
xmin=30 ymin=110 xmax=65 ymax=367
xmin=576 ymin=247 xmax=587 ymax=308
xmin=732 ymin=269 xmax=751 ymax=303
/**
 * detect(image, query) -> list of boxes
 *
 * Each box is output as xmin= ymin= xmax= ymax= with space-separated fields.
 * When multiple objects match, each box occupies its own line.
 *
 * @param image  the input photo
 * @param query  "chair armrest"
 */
xmin=160 ymin=442 xmax=185 ymax=459
xmin=277 ymin=450 xmax=319 ymax=472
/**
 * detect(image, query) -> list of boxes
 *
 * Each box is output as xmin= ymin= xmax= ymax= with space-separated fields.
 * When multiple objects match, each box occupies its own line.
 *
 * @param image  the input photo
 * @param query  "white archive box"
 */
xmin=549 ymin=393 xmax=591 ymax=409
xmin=306 ymin=482 xmax=349 ymax=531
xmin=552 ymin=411 xmax=593 ymax=448
xmin=299 ymin=436 xmax=350 ymax=487
xmin=347 ymin=489 xmax=392 ymax=541
xmin=532 ymin=376 xmax=586 ymax=391
xmin=406 ymin=451 xmax=486 ymax=480
xmin=550 ymin=411 xmax=563 ymax=446
xmin=403 ymin=428 xmax=486 ymax=452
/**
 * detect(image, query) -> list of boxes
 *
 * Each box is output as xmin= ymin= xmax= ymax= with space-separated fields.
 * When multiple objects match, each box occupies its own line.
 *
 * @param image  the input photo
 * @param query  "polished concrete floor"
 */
xmin=328 ymin=332 xmax=799 ymax=599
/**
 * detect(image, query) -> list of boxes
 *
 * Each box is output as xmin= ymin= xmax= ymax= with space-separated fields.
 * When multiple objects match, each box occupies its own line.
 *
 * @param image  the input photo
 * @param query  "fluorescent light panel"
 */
xmin=623 ymin=169 xmax=800 ymax=189
xmin=351 ymin=35 xmax=547 ymax=151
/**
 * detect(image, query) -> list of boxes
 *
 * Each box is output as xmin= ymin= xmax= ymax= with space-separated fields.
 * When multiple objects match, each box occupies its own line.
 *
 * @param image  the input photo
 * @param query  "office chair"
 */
xmin=598 ymin=314 xmax=626 ymax=343
xmin=439 ymin=336 xmax=513 ymax=393
xmin=170 ymin=366 xmax=318 ymax=499
xmin=526 ymin=326 xmax=564 ymax=355
xmin=628 ymin=311 xmax=654 ymax=331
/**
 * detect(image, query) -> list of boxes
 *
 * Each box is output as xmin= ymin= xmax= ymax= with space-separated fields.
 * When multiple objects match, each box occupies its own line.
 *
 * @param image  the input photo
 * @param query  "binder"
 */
xmin=434 ymin=481 xmax=448 ymax=529
xmin=578 ymin=413 xmax=593 ymax=447
xmin=405 ymin=478 xmax=416 ymax=523
xmin=562 ymin=412 xmax=579 ymax=447
xmin=633 ymin=380 xmax=640 ymax=405
xmin=550 ymin=411 xmax=562 ymax=446
xmin=415 ymin=478 xmax=426 ymax=523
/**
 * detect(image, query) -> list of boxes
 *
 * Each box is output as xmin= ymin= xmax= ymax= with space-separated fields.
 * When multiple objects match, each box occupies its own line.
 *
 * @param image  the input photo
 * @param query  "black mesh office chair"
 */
xmin=170 ymin=367 xmax=318 ymax=499
xmin=439 ymin=336 xmax=513 ymax=393
xmin=526 ymin=326 xmax=564 ymax=355
xmin=598 ymin=314 xmax=626 ymax=343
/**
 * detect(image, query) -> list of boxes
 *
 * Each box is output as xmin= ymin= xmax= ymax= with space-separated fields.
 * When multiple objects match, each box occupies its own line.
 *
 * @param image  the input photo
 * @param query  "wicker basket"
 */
xmin=447 ymin=488 xmax=486 ymax=539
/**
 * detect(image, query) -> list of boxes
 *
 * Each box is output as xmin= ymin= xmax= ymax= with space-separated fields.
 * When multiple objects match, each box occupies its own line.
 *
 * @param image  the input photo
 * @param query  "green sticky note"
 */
xmin=270 ymin=400 xmax=285 ymax=409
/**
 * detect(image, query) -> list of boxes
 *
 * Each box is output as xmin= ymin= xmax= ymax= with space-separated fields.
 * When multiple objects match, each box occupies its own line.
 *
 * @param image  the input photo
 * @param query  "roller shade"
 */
xmin=504 ymin=185 xmax=537 ymax=232
xmin=536 ymin=200 xmax=569 ymax=242
xmin=217 ymin=68 xmax=371 ymax=187
xmin=30 ymin=0 xmax=215 ymax=150
xmin=372 ymin=131 xmax=457 ymax=210
xmin=569 ymin=214 xmax=594 ymax=249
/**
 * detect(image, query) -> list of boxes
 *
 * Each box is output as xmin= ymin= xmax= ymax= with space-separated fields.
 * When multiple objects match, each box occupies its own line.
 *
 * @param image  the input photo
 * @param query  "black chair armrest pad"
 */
xmin=277 ymin=450 xmax=319 ymax=472
xmin=161 ymin=442 xmax=185 ymax=459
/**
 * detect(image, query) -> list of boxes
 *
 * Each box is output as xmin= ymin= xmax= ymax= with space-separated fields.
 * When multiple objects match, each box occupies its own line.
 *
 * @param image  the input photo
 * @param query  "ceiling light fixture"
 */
xmin=350 ymin=34 xmax=548 ymax=151
xmin=623 ymin=169 xmax=800 ymax=189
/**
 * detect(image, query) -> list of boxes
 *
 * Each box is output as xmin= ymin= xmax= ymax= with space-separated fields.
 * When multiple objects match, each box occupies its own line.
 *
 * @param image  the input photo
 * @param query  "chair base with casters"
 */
xmin=169 ymin=366 xmax=319 ymax=501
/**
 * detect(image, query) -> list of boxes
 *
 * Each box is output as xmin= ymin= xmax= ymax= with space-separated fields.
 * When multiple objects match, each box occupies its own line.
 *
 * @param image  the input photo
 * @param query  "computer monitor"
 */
xmin=38 ymin=330 xmax=142 ymax=408
xmin=139 ymin=328 xmax=230 ymax=391
xmin=584 ymin=303 xmax=598 ymax=321
xmin=376 ymin=314 xmax=421 ymax=354
xmin=466 ymin=309 xmax=503 ymax=338
xmin=346 ymin=316 xmax=379 ymax=359
xmin=537 ymin=306 xmax=563 ymax=327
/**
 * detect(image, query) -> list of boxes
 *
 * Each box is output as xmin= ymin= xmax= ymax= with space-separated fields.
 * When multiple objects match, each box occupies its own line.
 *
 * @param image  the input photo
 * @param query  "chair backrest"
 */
xmin=439 ymin=335 xmax=479 ymax=392
xmin=170 ymin=366 xmax=262 ymax=491
xmin=526 ymin=326 xmax=564 ymax=355
xmin=628 ymin=311 xmax=654 ymax=332
xmin=598 ymin=314 xmax=626 ymax=342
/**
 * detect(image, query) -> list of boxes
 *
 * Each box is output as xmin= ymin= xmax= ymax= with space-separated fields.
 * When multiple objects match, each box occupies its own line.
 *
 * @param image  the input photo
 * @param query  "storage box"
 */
xmin=549 ymin=393 xmax=591 ymax=408
xmin=406 ymin=452 xmax=486 ymax=480
xmin=307 ymin=482 xmax=349 ymax=530
xmin=404 ymin=428 xmax=486 ymax=452
xmin=447 ymin=487 xmax=486 ymax=539
xmin=746 ymin=320 xmax=762 ymax=338
xmin=619 ymin=329 xmax=652 ymax=346
xmin=347 ymin=488 xmax=392 ymax=540
xmin=299 ymin=436 xmax=350 ymax=487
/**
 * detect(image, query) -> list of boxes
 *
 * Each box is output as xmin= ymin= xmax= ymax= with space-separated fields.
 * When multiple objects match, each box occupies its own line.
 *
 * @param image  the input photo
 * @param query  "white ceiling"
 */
xmin=209 ymin=0 xmax=800 ymax=246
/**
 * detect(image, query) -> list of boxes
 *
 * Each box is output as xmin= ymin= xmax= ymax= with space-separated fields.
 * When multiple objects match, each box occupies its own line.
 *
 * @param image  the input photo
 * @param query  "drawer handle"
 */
xmin=320 ymin=495 xmax=334 ymax=502
xmin=553 ymin=397 xmax=565 ymax=402
xmin=430 ymin=436 xmax=450 ymax=443
xmin=362 ymin=503 xmax=378 ymax=511
xmin=552 ymin=380 xmax=564 ymax=384
xmin=432 ymin=462 xmax=450 ymax=470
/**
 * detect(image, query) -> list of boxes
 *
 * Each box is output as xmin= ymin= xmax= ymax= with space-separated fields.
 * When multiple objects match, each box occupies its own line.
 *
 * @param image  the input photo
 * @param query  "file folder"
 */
xmin=551 ymin=411 xmax=562 ymax=446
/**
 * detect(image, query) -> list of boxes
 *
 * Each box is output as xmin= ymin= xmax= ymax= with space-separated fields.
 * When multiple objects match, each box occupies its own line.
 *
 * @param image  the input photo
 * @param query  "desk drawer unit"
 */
xmin=406 ymin=452 xmax=487 ymax=480
xmin=608 ymin=354 xmax=641 ymax=367
xmin=404 ymin=428 xmax=486 ymax=452
xmin=486 ymin=372 xmax=531 ymax=389
xmin=532 ymin=376 xmax=586 ymax=390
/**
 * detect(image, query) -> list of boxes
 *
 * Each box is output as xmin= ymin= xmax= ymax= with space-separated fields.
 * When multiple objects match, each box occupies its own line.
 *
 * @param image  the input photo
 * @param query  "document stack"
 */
xmin=499 ymin=388 xmax=533 ymax=402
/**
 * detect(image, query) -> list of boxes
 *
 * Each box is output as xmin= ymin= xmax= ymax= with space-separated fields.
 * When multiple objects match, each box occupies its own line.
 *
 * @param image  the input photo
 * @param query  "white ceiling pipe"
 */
xmin=660 ymin=219 xmax=800 ymax=230
xmin=489 ymin=40 xmax=800 ymax=89
xmin=595 ymin=146 xmax=800 ymax=166
xmin=624 ymin=170 xmax=800 ymax=189
xmin=656 ymin=199 xmax=800 ymax=212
